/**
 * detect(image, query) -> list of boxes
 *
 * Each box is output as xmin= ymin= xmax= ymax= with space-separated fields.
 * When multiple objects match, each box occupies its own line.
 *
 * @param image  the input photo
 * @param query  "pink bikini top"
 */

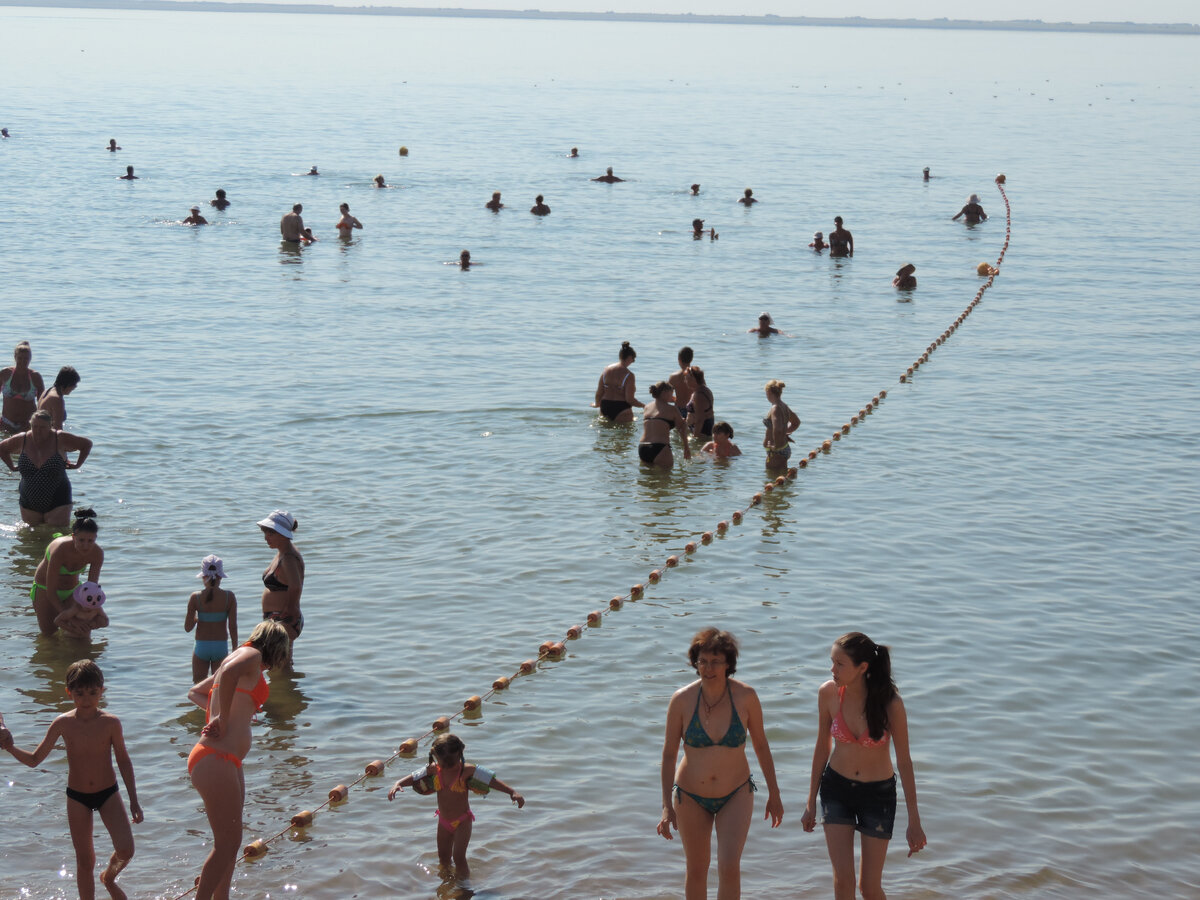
xmin=830 ymin=686 xmax=889 ymax=748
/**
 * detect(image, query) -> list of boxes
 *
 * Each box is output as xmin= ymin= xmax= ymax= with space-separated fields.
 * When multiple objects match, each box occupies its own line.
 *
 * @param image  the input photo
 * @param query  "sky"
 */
xmin=234 ymin=0 xmax=1200 ymax=25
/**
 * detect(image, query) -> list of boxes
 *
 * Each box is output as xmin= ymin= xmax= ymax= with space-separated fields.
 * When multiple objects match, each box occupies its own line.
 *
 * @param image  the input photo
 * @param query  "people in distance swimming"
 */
xmin=183 ymin=206 xmax=208 ymax=226
xmin=593 ymin=341 xmax=642 ymax=423
xmin=304 ymin=165 xmax=319 ymax=176
xmin=569 ymin=147 xmax=579 ymax=157
xmin=809 ymin=232 xmax=828 ymax=252
xmin=638 ymin=381 xmax=691 ymax=468
xmin=739 ymin=188 xmax=758 ymax=206
xmin=749 ymin=313 xmax=787 ymax=337
xmin=592 ymin=167 xmax=624 ymax=183
xmin=458 ymin=250 xmax=472 ymax=269
xmin=701 ymin=422 xmax=741 ymax=458
xmin=690 ymin=183 xmax=700 ymax=195
xmin=829 ymin=216 xmax=853 ymax=257
xmin=107 ymin=138 xmax=121 ymax=152
xmin=210 ymin=189 xmax=230 ymax=210
xmin=923 ymin=166 xmax=931 ymax=181
xmin=485 ymin=191 xmax=504 ymax=211
xmin=373 ymin=174 xmax=389 ymax=188
xmin=530 ymin=194 xmax=551 ymax=216
xmin=953 ymin=194 xmax=987 ymax=224
xmin=692 ymin=218 xmax=717 ymax=240
xmin=335 ymin=203 xmax=363 ymax=238
xmin=119 ymin=165 xmax=138 ymax=180
xmin=892 ymin=263 xmax=917 ymax=291
xmin=1 ymin=128 xmax=10 ymax=138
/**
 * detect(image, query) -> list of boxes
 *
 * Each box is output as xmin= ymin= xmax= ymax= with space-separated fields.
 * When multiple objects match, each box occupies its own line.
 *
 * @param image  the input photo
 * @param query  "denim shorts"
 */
xmin=819 ymin=765 xmax=896 ymax=839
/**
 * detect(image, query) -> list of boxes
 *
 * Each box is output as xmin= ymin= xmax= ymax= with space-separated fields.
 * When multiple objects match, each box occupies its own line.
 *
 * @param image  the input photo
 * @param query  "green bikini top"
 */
xmin=46 ymin=534 xmax=88 ymax=577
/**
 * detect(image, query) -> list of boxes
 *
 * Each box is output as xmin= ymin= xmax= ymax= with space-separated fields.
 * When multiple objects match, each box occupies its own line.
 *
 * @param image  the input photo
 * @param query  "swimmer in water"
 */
xmin=210 ymin=189 xmax=230 ymax=210
xmin=530 ymin=195 xmax=551 ymax=216
xmin=373 ymin=175 xmax=388 ymax=188
xmin=829 ymin=216 xmax=853 ymax=257
xmin=305 ymin=166 xmax=319 ymax=176
xmin=336 ymin=203 xmax=363 ymax=237
xmin=569 ymin=147 xmax=579 ymax=157
xmin=739 ymin=188 xmax=758 ymax=206
xmin=485 ymin=192 xmax=504 ymax=212
xmin=923 ymin=166 xmax=931 ymax=181
xmin=953 ymin=194 xmax=987 ymax=224
xmin=107 ymin=139 xmax=120 ymax=152
xmin=302 ymin=228 xmax=317 ymax=243
xmin=809 ymin=232 xmax=828 ymax=252
xmin=668 ymin=347 xmax=694 ymax=411
xmin=892 ymin=263 xmax=917 ymax=290
xmin=692 ymin=219 xmax=717 ymax=240
xmin=183 ymin=206 xmax=208 ymax=226
xmin=119 ymin=165 xmax=138 ymax=180
xmin=280 ymin=204 xmax=305 ymax=243
xmin=1 ymin=128 xmax=9 ymax=138
xmin=690 ymin=184 xmax=700 ymax=195
xmin=701 ymin=421 xmax=741 ymax=458
xmin=592 ymin=167 xmax=625 ymax=183
xmin=750 ymin=313 xmax=781 ymax=337
xmin=459 ymin=250 xmax=471 ymax=269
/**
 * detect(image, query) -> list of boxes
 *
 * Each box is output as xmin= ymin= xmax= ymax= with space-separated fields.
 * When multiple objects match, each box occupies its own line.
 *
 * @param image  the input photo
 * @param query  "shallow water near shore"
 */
xmin=1 ymin=8 xmax=1199 ymax=899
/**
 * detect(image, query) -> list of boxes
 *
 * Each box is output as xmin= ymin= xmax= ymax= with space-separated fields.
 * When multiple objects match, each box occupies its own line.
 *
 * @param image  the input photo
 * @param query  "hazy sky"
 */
xmin=243 ymin=0 xmax=1199 ymax=25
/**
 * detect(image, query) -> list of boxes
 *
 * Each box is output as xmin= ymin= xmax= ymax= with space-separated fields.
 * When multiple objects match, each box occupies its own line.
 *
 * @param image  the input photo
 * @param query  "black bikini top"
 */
xmin=262 ymin=570 xmax=288 ymax=592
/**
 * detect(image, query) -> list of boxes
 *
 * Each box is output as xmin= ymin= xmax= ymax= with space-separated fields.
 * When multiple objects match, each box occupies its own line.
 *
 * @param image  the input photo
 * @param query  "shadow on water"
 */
xmin=20 ymin=633 xmax=108 ymax=712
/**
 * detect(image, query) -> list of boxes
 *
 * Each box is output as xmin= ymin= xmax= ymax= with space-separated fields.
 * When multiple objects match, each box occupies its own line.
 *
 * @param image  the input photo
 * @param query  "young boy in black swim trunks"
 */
xmin=0 ymin=659 xmax=142 ymax=900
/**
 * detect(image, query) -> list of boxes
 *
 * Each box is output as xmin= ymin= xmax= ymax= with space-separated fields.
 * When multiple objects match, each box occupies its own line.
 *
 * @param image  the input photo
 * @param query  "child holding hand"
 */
xmin=388 ymin=733 xmax=524 ymax=879
xmin=0 ymin=659 xmax=142 ymax=900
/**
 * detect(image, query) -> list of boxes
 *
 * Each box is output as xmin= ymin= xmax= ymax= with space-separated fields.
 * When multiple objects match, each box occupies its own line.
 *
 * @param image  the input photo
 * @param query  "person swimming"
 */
xmin=459 ymin=250 xmax=471 ymax=269
xmin=739 ymin=188 xmax=758 ymax=206
xmin=119 ymin=165 xmax=138 ymax=180
xmin=692 ymin=219 xmax=717 ymax=240
xmin=210 ymin=189 xmax=230 ymax=210
xmin=750 ymin=313 xmax=781 ymax=337
xmin=373 ymin=175 xmax=388 ymax=188
xmin=304 ymin=166 xmax=319 ymax=176
xmin=892 ymin=263 xmax=917 ymax=290
xmin=592 ymin=167 xmax=625 ymax=183
xmin=923 ymin=166 xmax=931 ymax=181
xmin=569 ymin=147 xmax=579 ymax=157
xmin=183 ymin=207 xmax=208 ymax=226
xmin=809 ymin=232 xmax=827 ymax=252
xmin=107 ymin=139 xmax=120 ymax=152
xmin=486 ymin=192 xmax=504 ymax=211
xmin=530 ymin=195 xmax=551 ymax=216
xmin=690 ymin=184 xmax=700 ymax=195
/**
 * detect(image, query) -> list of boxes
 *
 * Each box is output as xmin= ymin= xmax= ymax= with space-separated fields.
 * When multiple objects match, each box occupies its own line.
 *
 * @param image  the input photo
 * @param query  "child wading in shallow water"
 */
xmin=0 ymin=659 xmax=142 ymax=900
xmin=388 ymin=733 xmax=524 ymax=879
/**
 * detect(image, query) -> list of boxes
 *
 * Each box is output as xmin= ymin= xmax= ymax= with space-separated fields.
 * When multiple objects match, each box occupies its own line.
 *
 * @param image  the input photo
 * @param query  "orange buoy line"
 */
xmin=165 ymin=178 xmax=1012 ymax=899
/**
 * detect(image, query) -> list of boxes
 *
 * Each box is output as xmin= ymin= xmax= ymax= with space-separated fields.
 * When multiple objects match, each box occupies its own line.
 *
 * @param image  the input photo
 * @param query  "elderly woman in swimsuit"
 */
xmin=187 ymin=620 xmax=289 ymax=900
xmin=258 ymin=510 xmax=304 ymax=665
xmin=38 ymin=366 xmax=80 ymax=430
xmin=801 ymin=632 xmax=926 ymax=899
xmin=762 ymin=379 xmax=800 ymax=470
xmin=639 ymin=382 xmax=692 ymax=469
xmin=0 ymin=409 xmax=92 ymax=527
xmin=659 ymin=628 xmax=783 ymax=900
xmin=25 ymin=509 xmax=103 ymax=637
xmin=1 ymin=341 xmax=45 ymax=433
xmin=593 ymin=341 xmax=643 ymax=424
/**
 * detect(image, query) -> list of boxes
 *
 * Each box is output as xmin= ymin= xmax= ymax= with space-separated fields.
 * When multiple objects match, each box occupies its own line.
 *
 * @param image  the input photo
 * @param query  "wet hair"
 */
xmin=460 ymin=250 xmax=470 ymax=261
xmin=648 ymin=380 xmax=673 ymax=400
xmin=688 ymin=627 xmax=739 ymax=676
xmin=765 ymin=379 xmax=785 ymax=396
xmin=125 ymin=165 xmax=134 ymax=175
xmin=374 ymin=175 xmax=384 ymax=183
xmin=72 ymin=508 xmax=98 ymax=534
xmin=835 ymin=632 xmax=897 ymax=741
xmin=216 ymin=189 xmax=226 ymax=198
xmin=66 ymin=659 xmax=104 ymax=692
xmin=897 ymin=263 xmax=916 ymax=277
xmin=678 ymin=347 xmax=694 ymax=366
xmin=692 ymin=219 xmax=704 ymax=231
xmin=340 ymin=203 xmax=350 ymax=211
xmin=492 ymin=191 xmax=501 ymax=198
xmin=536 ymin=194 xmax=544 ymax=203
xmin=744 ymin=188 xmax=753 ymax=196
xmin=53 ymin=366 xmax=80 ymax=390
xmin=429 ymin=732 xmax=466 ymax=767
xmin=247 ymin=620 xmax=291 ymax=670
xmin=618 ymin=341 xmax=636 ymax=363
xmin=13 ymin=341 xmax=31 ymax=359
xmin=834 ymin=216 xmax=844 ymax=225
xmin=606 ymin=167 xmax=613 ymax=175
xmin=31 ymin=409 xmax=53 ymax=426
xmin=713 ymin=421 xmax=734 ymax=439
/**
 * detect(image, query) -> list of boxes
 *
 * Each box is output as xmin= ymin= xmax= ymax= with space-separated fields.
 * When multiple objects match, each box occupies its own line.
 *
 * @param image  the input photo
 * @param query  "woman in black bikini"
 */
xmin=257 ymin=510 xmax=304 ymax=666
xmin=684 ymin=367 xmax=715 ymax=441
xmin=658 ymin=628 xmax=784 ymax=899
xmin=0 ymin=409 xmax=92 ymax=527
xmin=38 ymin=366 xmax=80 ymax=430
xmin=594 ymin=341 xmax=643 ymax=424
xmin=639 ymin=382 xmax=691 ymax=469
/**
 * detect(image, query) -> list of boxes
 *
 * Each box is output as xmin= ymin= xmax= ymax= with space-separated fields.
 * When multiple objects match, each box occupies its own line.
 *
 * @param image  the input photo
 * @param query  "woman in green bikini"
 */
xmin=658 ymin=628 xmax=784 ymax=899
xmin=31 ymin=509 xmax=104 ymax=637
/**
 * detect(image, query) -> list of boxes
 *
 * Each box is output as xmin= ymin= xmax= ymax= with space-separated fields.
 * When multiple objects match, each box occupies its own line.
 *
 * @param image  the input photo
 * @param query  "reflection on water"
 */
xmin=20 ymin=634 xmax=108 ymax=712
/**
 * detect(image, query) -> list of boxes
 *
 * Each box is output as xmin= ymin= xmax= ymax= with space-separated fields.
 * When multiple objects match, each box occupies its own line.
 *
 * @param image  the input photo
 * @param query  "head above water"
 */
xmin=13 ymin=341 xmax=31 ymax=362
xmin=688 ymin=627 xmax=739 ymax=676
xmin=53 ymin=366 xmax=80 ymax=391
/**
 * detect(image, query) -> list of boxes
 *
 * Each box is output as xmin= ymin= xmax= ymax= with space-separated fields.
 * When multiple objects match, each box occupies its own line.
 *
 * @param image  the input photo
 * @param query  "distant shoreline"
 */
xmin=3 ymin=0 xmax=1198 ymax=35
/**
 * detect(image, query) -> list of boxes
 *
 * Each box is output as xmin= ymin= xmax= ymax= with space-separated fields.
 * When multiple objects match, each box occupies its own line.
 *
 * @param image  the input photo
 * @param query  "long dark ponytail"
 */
xmin=836 ymin=631 xmax=897 ymax=741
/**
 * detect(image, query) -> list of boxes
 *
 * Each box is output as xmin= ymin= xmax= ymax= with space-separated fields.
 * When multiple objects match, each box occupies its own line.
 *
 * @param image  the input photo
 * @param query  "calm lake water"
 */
xmin=1 ymin=7 xmax=1198 ymax=899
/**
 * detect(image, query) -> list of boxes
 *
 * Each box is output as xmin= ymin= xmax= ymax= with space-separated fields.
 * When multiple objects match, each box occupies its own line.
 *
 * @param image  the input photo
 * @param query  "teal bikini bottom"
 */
xmin=674 ymin=776 xmax=756 ymax=816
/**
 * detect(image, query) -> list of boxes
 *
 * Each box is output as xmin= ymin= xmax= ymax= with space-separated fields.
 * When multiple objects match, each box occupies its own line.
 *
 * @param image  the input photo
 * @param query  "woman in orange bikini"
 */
xmin=658 ymin=628 xmax=784 ymax=899
xmin=186 ymin=620 xmax=289 ymax=900
xmin=801 ymin=632 xmax=927 ymax=899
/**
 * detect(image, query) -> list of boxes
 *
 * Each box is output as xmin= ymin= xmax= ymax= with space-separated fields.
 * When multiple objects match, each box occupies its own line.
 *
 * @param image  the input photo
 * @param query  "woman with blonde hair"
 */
xmin=762 ymin=380 xmax=800 ymax=470
xmin=0 ymin=341 xmax=45 ymax=432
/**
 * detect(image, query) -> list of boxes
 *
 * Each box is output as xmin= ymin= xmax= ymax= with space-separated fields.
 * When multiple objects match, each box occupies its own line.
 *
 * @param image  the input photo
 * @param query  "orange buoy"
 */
xmin=752 ymin=492 xmax=763 ymax=504
xmin=900 ymin=374 xmax=908 ymax=383
xmin=701 ymin=531 xmax=713 ymax=544
xmin=291 ymin=810 xmax=314 ymax=828
xmin=906 ymin=367 xmax=914 ymax=375
xmin=539 ymin=640 xmax=554 ymax=656
xmin=647 ymin=570 xmax=661 ymax=583
xmin=762 ymin=483 xmax=773 ymax=494
xmin=665 ymin=555 xmax=680 ymax=567
xmin=609 ymin=596 xmax=623 ymax=610
xmin=716 ymin=521 xmax=729 ymax=533
xmin=464 ymin=695 xmax=482 ymax=711
xmin=995 ymin=173 xmax=1006 ymax=184
xmin=365 ymin=759 xmax=386 ymax=776
xmin=797 ymin=458 xmax=808 ymax=468
xmin=841 ymin=423 xmax=851 ymax=434
xmin=776 ymin=475 xmax=787 ymax=485
xmin=519 ymin=659 xmax=537 ymax=673
xmin=329 ymin=784 xmax=349 ymax=803
xmin=850 ymin=415 xmax=859 ymax=424
xmin=832 ymin=432 xmax=841 ymax=441
xmin=244 ymin=839 xmax=268 ymax=860
xmin=566 ymin=624 xmax=583 ymax=639
xmin=397 ymin=738 xmax=418 ymax=756
xmin=879 ymin=390 xmax=887 ymax=399
xmin=586 ymin=610 xmax=603 ymax=625
xmin=549 ymin=642 xmax=566 ymax=658
xmin=493 ymin=675 xmax=511 ymax=690
xmin=731 ymin=510 xmax=743 ymax=523
xmin=433 ymin=716 xmax=451 ymax=732
xmin=631 ymin=583 xmax=645 ymax=597
xmin=786 ymin=468 xmax=798 ymax=479
xmin=822 ymin=440 xmax=832 ymax=451
xmin=685 ymin=541 xmax=698 ymax=553
xmin=808 ymin=449 xmax=818 ymax=459
xmin=399 ymin=146 xmax=409 ymax=156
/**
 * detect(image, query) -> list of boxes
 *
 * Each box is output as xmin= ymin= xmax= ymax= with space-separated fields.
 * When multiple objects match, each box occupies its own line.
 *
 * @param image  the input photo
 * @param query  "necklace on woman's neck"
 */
xmin=701 ymin=682 xmax=728 ymax=716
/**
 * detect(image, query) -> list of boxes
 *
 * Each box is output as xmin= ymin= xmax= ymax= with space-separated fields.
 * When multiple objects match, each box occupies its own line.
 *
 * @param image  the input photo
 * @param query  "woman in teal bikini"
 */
xmin=0 ymin=341 xmax=45 ymax=433
xmin=185 ymin=555 xmax=238 ymax=682
xmin=658 ymin=628 xmax=784 ymax=899
xmin=29 ymin=509 xmax=104 ymax=637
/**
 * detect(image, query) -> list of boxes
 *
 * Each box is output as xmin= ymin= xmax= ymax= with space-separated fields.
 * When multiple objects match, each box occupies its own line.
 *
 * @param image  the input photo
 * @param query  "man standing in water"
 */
xmin=281 ymin=204 xmax=305 ymax=242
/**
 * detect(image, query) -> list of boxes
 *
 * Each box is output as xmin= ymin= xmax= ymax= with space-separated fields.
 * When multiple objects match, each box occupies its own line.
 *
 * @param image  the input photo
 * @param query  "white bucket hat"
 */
xmin=257 ymin=510 xmax=296 ymax=539
xmin=197 ymin=554 xmax=227 ymax=580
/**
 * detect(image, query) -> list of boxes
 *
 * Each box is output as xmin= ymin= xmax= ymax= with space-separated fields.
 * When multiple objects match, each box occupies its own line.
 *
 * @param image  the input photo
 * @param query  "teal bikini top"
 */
xmin=196 ymin=593 xmax=231 ymax=623
xmin=684 ymin=687 xmax=746 ymax=748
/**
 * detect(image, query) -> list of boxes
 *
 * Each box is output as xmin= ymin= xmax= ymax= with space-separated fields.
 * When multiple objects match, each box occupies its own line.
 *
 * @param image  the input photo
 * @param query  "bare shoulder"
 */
xmin=729 ymin=678 xmax=758 ymax=701
xmin=817 ymin=679 xmax=837 ymax=700
xmin=672 ymin=679 xmax=700 ymax=701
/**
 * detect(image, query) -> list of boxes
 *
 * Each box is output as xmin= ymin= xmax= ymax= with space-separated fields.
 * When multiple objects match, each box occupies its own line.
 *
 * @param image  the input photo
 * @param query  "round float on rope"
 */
xmin=567 ymin=624 xmax=583 ymax=639
xmin=763 ymin=483 xmax=774 ymax=494
xmin=716 ymin=521 xmax=729 ymax=533
xmin=731 ymin=511 xmax=743 ymax=523
xmin=900 ymin=374 xmax=908 ymax=383
xmin=808 ymin=449 xmax=818 ymax=459
xmin=647 ymin=570 xmax=661 ymax=584
xmin=701 ymin=531 xmax=714 ymax=544
xmin=291 ymin=810 xmax=314 ymax=828
xmin=995 ymin=173 xmax=1006 ymax=184
xmin=822 ymin=440 xmax=832 ymax=452
xmin=797 ymin=458 xmax=808 ymax=469
xmin=538 ymin=640 xmax=554 ymax=657
xmin=464 ymin=695 xmax=482 ymax=712
xmin=365 ymin=759 xmax=386 ymax=776
xmin=752 ymin=493 xmax=763 ymax=504
xmin=432 ymin=716 xmax=451 ymax=732
xmin=609 ymin=596 xmax=623 ymax=610
xmin=879 ymin=390 xmax=888 ymax=399
xmin=399 ymin=146 xmax=409 ymax=156
xmin=586 ymin=611 xmax=603 ymax=626
xmin=329 ymin=784 xmax=349 ymax=803
xmin=775 ymin=475 xmax=787 ymax=485
xmin=493 ymin=675 xmax=511 ymax=690
xmin=244 ymin=839 xmax=268 ymax=860
xmin=519 ymin=659 xmax=537 ymax=673
xmin=398 ymin=738 xmax=419 ymax=756
xmin=851 ymin=415 xmax=859 ymax=425
xmin=841 ymin=424 xmax=851 ymax=434
xmin=665 ymin=555 xmax=679 ymax=568
xmin=549 ymin=642 xmax=566 ymax=658
xmin=631 ymin=583 xmax=645 ymax=597
xmin=685 ymin=541 xmax=698 ymax=553
xmin=786 ymin=468 xmax=798 ymax=479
